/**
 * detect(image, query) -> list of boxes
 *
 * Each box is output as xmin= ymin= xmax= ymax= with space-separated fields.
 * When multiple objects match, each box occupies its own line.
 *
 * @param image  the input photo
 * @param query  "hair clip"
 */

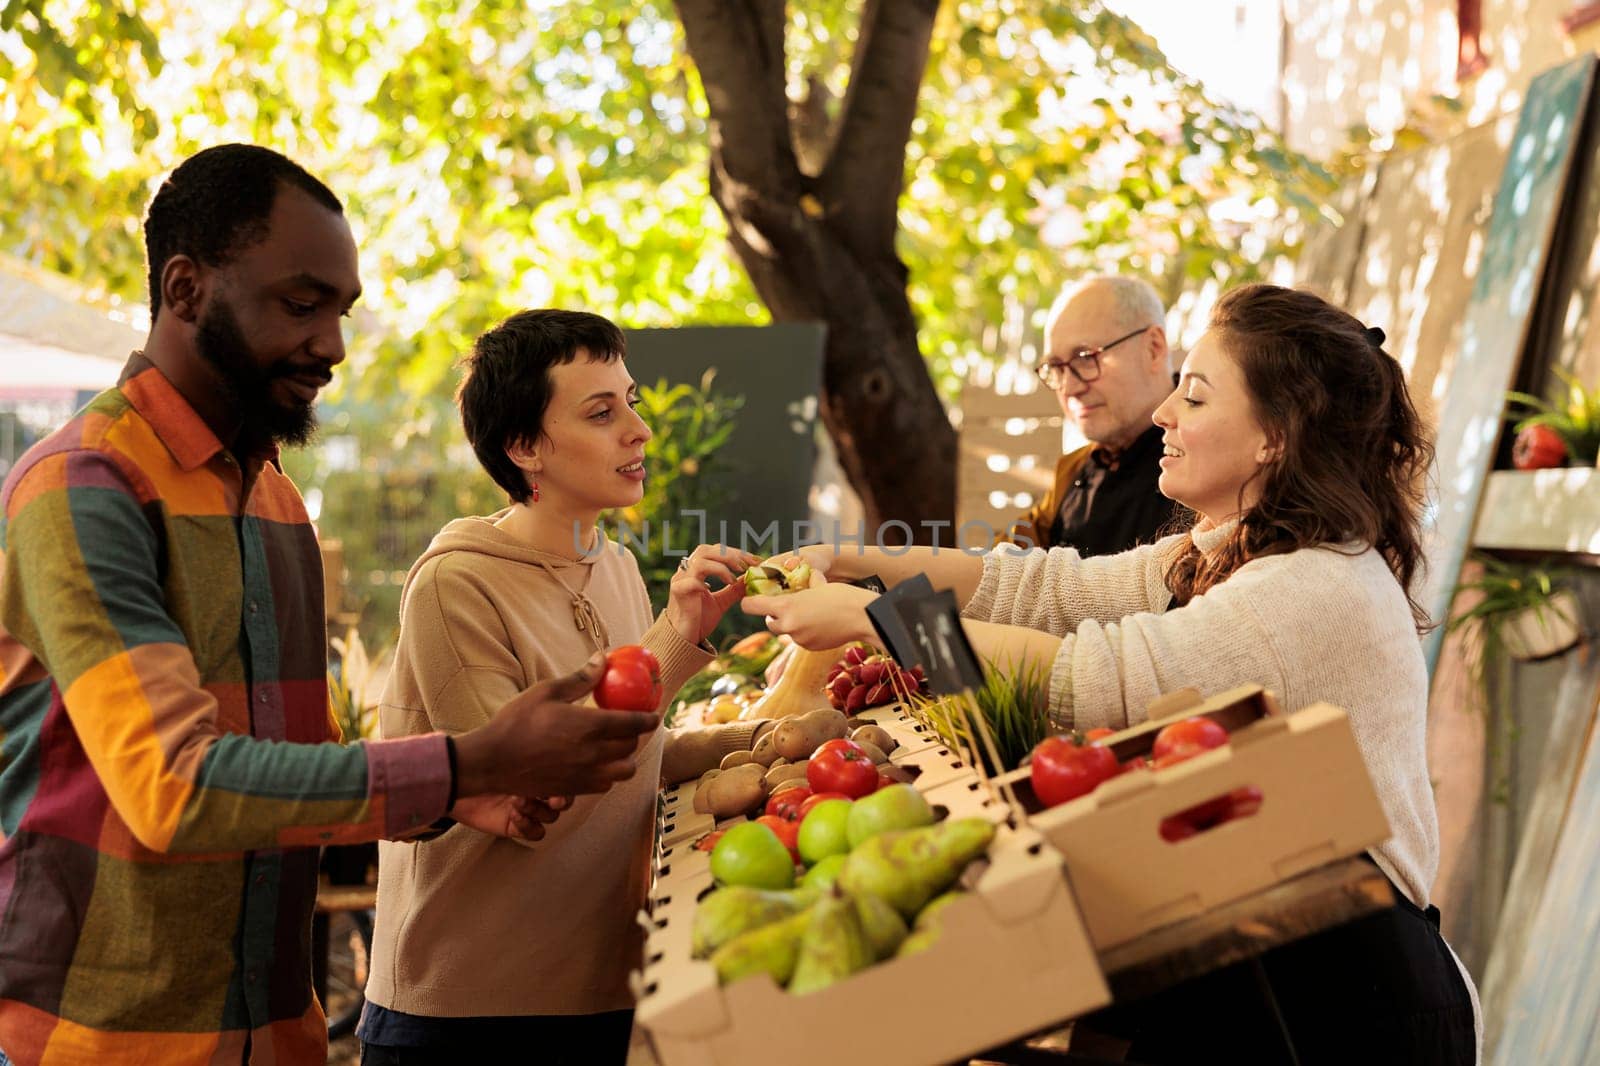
xmin=1362 ymin=326 xmax=1386 ymax=348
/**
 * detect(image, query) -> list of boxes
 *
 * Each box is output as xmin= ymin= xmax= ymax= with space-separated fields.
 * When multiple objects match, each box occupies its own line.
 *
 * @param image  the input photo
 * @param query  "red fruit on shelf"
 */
xmin=1151 ymin=717 xmax=1229 ymax=762
xmin=798 ymin=792 xmax=852 ymax=817
xmin=1029 ymin=736 xmax=1121 ymax=808
xmin=765 ymin=786 xmax=813 ymax=821
xmin=807 ymin=740 xmax=880 ymax=798
xmin=1084 ymin=727 xmax=1115 ymax=742
xmin=755 ymin=814 xmax=803 ymax=862
xmin=1158 ymin=786 xmax=1264 ymax=842
xmin=1512 ymin=423 xmax=1567 ymax=470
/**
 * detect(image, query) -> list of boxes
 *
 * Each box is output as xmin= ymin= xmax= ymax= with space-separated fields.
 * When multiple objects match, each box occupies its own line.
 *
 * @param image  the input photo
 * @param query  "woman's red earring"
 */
xmin=531 ymin=480 xmax=540 ymax=503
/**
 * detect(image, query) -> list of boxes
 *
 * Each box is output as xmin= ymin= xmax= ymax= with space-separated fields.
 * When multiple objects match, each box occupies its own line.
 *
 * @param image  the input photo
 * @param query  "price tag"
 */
xmin=891 ymin=590 xmax=984 ymax=696
xmin=850 ymin=574 xmax=888 ymax=594
xmin=863 ymin=573 xmax=934 ymax=669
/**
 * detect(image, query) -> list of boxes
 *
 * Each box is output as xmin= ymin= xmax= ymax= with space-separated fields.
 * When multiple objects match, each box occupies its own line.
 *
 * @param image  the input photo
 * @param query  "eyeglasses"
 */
xmin=1035 ymin=326 xmax=1151 ymax=389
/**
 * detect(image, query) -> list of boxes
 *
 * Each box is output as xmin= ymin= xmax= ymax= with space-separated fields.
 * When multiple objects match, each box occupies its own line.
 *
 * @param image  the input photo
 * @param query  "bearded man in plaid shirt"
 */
xmin=0 ymin=145 xmax=660 ymax=1065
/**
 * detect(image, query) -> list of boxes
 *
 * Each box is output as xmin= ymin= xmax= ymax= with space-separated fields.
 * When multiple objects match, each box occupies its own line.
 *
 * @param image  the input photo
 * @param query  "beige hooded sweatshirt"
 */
xmin=364 ymin=513 xmax=746 ymax=1017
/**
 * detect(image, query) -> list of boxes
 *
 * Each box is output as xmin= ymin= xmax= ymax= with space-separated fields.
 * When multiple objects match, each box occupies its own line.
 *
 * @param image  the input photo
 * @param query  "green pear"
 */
xmin=896 ymin=890 xmax=968 ymax=958
xmin=710 ymin=908 xmax=812 ymax=987
xmin=692 ymin=885 xmax=815 ymax=959
xmin=789 ymin=891 xmax=876 ymax=995
xmin=800 ymin=853 xmax=848 ymax=892
xmin=837 ymin=818 xmax=995 ymax=919
xmin=851 ymin=890 xmax=909 ymax=960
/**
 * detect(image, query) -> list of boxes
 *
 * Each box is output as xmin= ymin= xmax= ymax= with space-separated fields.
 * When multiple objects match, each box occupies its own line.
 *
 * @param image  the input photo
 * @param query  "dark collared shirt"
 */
xmin=1051 ymin=423 xmax=1178 ymax=556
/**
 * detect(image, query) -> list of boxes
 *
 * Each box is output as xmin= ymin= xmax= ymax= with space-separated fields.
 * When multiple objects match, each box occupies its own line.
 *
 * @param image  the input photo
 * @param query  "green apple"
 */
xmin=711 ymin=821 xmax=796 ymax=890
xmin=846 ymin=783 xmax=935 ymax=848
xmin=796 ymin=799 xmax=853 ymax=865
xmin=800 ymin=853 xmax=848 ymax=891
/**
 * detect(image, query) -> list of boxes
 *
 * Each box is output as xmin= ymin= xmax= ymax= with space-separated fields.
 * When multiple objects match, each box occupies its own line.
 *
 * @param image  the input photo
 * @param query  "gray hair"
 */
xmin=1048 ymin=275 xmax=1166 ymax=333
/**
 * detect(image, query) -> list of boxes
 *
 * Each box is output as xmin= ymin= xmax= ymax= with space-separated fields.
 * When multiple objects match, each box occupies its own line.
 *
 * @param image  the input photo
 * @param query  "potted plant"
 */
xmin=909 ymin=656 xmax=1054 ymax=775
xmin=1505 ymin=368 xmax=1600 ymax=468
xmin=323 ymin=625 xmax=383 ymax=885
xmin=1445 ymin=555 xmax=1584 ymax=804
xmin=1446 ymin=554 xmax=1584 ymax=665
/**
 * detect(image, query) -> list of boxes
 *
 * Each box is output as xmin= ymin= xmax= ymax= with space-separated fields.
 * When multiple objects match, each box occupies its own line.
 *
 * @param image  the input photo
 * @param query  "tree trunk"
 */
xmin=674 ymin=0 xmax=955 ymax=542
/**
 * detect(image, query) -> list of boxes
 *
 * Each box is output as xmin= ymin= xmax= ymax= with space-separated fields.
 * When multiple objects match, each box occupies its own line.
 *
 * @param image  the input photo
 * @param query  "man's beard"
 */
xmin=196 ymin=299 xmax=321 ymax=448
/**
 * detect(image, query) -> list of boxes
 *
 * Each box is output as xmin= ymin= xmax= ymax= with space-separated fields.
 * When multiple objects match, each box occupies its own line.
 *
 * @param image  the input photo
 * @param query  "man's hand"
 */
xmin=452 ymin=654 xmax=660 ymax=799
xmin=448 ymin=794 xmax=571 ymax=841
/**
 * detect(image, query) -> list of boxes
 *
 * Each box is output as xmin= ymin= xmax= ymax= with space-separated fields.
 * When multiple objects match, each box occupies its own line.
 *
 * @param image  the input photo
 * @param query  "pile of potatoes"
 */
xmin=692 ymin=708 xmax=907 ymax=820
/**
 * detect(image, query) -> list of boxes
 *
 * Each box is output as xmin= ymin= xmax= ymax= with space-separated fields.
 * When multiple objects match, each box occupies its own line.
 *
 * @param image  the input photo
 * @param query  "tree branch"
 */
xmin=818 ymin=0 xmax=940 ymax=254
xmin=673 ymin=0 xmax=800 ymax=197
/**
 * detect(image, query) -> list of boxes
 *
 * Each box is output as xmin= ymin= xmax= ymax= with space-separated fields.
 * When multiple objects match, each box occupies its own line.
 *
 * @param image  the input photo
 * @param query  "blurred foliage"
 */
xmin=2 ymin=0 xmax=1332 ymax=625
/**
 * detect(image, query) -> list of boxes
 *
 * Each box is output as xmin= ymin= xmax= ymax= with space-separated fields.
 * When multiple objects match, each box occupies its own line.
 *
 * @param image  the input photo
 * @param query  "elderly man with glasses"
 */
xmin=1001 ymin=275 xmax=1180 ymax=553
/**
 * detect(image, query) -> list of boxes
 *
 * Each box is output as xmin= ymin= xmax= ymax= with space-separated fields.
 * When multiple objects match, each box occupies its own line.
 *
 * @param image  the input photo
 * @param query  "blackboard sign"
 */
xmin=892 ymin=590 xmax=985 ymax=696
xmin=623 ymin=324 xmax=825 ymax=554
xmin=864 ymin=573 xmax=934 ymax=668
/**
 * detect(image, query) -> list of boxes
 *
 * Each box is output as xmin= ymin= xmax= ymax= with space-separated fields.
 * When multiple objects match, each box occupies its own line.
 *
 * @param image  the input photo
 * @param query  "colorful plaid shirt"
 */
xmin=0 ymin=354 xmax=452 ymax=1065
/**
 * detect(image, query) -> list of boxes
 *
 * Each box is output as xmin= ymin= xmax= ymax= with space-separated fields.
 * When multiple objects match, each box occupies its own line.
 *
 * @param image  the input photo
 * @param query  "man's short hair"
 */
xmin=1049 ymin=274 xmax=1167 ymax=334
xmin=457 ymin=309 xmax=628 ymax=504
xmin=143 ymin=144 xmax=343 ymax=317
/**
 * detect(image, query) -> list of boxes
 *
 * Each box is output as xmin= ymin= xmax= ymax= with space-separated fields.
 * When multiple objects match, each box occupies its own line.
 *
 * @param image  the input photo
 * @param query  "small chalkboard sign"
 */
xmin=851 ymin=574 xmax=888 ymax=595
xmin=864 ymin=574 xmax=933 ymax=668
xmin=891 ymin=590 xmax=985 ymax=696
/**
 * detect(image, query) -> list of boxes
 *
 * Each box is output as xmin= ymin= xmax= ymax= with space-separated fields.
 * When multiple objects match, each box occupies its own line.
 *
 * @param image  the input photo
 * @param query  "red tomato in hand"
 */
xmin=1512 ymin=424 xmax=1567 ymax=470
xmin=765 ymin=786 xmax=813 ymax=821
xmin=1030 ymin=736 xmax=1120 ymax=808
xmin=594 ymin=645 xmax=662 ymax=710
xmin=807 ymin=740 xmax=880 ymax=798
xmin=798 ymin=791 xmax=852 ymax=818
xmin=1151 ymin=717 xmax=1228 ymax=762
xmin=755 ymin=814 xmax=802 ymax=862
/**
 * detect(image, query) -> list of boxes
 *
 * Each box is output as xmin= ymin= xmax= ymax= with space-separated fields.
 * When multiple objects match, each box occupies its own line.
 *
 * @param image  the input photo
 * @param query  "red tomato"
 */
xmin=1512 ymin=424 xmax=1567 ymax=470
xmin=875 ymin=772 xmax=896 ymax=792
xmin=692 ymin=829 xmax=727 ymax=852
xmin=807 ymin=741 xmax=880 ymax=798
xmin=1151 ymin=717 xmax=1228 ymax=762
xmin=594 ymin=645 xmax=662 ymax=711
xmin=755 ymin=814 xmax=802 ymax=862
xmin=765 ymin=786 xmax=813 ymax=821
xmin=1158 ymin=786 xmax=1264 ymax=842
xmin=1029 ymin=736 xmax=1120 ymax=808
xmin=1120 ymin=755 xmax=1151 ymax=775
xmin=1226 ymin=786 xmax=1264 ymax=819
xmin=798 ymin=791 xmax=852 ymax=817
xmin=1084 ymin=727 xmax=1115 ymax=742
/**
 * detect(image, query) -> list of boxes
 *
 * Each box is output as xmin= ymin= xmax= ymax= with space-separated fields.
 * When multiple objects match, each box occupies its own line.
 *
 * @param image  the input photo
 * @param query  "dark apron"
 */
xmin=1081 ymin=862 xmax=1477 ymax=1065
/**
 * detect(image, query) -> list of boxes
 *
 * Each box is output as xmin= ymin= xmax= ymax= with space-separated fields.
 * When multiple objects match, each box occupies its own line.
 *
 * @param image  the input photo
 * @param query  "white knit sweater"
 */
xmin=966 ymin=523 xmax=1481 ymax=1058
xmin=964 ymin=523 xmax=1437 ymax=907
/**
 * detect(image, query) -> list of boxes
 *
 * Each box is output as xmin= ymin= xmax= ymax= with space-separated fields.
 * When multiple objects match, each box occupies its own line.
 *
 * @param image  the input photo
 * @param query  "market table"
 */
xmin=973 ymin=856 xmax=1395 ymax=1064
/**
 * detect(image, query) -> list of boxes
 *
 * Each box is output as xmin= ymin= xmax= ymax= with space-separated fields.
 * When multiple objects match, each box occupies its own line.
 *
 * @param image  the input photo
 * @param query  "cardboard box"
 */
xmin=995 ymin=685 xmax=1392 ymax=951
xmin=633 ymin=820 xmax=1107 ymax=1066
xmin=640 ymin=705 xmax=1108 ymax=1066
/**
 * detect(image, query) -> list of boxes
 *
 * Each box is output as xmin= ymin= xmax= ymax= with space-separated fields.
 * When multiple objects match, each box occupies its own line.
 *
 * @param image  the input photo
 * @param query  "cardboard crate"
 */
xmin=995 ymin=685 xmax=1392 ymax=951
xmin=634 ymin=821 xmax=1107 ymax=1066
xmin=640 ymin=702 xmax=1107 ymax=1066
